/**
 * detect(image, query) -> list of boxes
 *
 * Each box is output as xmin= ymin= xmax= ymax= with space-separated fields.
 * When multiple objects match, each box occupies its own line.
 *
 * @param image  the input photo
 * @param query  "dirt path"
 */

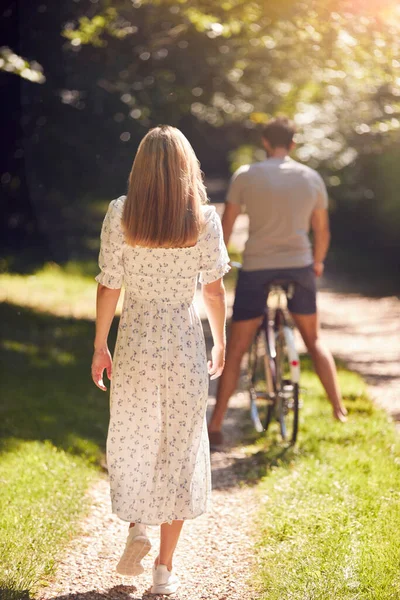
xmin=39 ymin=387 xmax=258 ymax=600
xmin=39 ymin=209 xmax=400 ymax=599
xmin=317 ymin=285 xmax=400 ymax=421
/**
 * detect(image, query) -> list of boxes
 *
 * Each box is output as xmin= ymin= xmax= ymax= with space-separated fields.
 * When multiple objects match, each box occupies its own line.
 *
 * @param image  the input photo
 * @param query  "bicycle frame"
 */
xmin=270 ymin=286 xmax=300 ymax=385
xmin=248 ymin=283 xmax=301 ymax=441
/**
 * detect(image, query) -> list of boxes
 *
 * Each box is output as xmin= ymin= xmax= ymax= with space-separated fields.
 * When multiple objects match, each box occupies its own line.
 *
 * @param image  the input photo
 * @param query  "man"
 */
xmin=208 ymin=117 xmax=347 ymax=447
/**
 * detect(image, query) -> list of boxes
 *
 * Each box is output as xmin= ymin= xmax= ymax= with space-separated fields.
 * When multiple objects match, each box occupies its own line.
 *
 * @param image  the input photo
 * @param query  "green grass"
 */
xmin=1 ymin=266 xmax=399 ymax=599
xmin=0 ymin=262 xmax=99 ymax=319
xmin=0 ymin=283 xmax=119 ymax=597
xmin=0 ymin=442 xmax=95 ymax=599
xmin=245 ymin=359 xmax=400 ymax=600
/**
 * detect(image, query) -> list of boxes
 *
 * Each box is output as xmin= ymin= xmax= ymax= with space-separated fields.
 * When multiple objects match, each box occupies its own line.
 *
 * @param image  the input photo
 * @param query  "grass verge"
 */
xmin=0 ymin=262 xmax=104 ymax=319
xmin=0 ymin=442 xmax=95 ymax=599
xmin=245 ymin=358 xmax=400 ymax=600
xmin=0 ymin=272 xmax=119 ymax=598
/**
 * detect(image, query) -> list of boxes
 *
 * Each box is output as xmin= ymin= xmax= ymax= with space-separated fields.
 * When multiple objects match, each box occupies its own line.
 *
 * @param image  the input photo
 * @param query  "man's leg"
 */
xmin=290 ymin=312 xmax=347 ymax=421
xmin=208 ymin=316 xmax=262 ymax=438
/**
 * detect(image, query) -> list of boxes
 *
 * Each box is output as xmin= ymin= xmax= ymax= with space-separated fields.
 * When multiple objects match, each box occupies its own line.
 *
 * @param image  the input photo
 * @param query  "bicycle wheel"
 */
xmin=274 ymin=314 xmax=300 ymax=444
xmin=247 ymin=324 xmax=274 ymax=433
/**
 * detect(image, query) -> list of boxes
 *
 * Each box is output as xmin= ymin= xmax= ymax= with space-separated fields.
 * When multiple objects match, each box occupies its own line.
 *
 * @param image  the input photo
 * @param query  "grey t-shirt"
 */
xmin=227 ymin=157 xmax=328 ymax=270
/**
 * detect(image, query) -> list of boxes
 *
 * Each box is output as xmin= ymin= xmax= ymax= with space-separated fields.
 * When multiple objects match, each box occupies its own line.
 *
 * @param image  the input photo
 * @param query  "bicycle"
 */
xmin=232 ymin=263 xmax=301 ymax=444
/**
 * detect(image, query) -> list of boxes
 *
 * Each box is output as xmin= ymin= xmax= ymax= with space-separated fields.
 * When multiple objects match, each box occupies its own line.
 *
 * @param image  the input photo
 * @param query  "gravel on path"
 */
xmin=39 ymin=392 xmax=259 ymax=600
xmin=317 ymin=287 xmax=400 ymax=420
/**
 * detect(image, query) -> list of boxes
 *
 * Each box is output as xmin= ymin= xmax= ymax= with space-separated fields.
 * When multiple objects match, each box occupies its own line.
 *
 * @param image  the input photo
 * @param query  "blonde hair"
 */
xmin=122 ymin=125 xmax=208 ymax=248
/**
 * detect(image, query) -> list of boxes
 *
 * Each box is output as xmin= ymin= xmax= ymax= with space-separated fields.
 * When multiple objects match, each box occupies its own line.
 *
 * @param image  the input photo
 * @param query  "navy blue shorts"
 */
xmin=232 ymin=265 xmax=317 ymax=321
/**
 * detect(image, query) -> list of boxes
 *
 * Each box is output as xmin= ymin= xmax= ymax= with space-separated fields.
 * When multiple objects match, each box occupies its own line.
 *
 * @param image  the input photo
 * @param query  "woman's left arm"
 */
xmin=91 ymin=284 xmax=121 ymax=391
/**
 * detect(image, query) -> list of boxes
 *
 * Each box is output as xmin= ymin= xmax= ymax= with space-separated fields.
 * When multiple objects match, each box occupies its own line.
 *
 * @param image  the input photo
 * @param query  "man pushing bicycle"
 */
xmin=208 ymin=117 xmax=347 ymax=448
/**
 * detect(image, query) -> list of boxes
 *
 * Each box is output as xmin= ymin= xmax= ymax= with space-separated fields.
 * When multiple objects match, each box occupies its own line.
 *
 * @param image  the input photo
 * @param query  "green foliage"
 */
xmin=59 ymin=0 xmax=400 ymax=149
xmin=63 ymin=7 xmax=135 ymax=47
xmin=4 ymin=0 xmax=400 ymax=267
xmin=329 ymin=144 xmax=400 ymax=266
xmin=228 ymin=144 xmax=266 ymax=173
xmin=0 ymin=47 xmax=45 ymax=83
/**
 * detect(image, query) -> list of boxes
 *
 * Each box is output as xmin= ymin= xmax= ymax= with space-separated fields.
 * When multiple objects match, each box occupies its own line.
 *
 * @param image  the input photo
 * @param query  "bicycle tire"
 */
xmin=262 ymin=318 xmax=276 ymax=431
xmin=263 ymin=391 xmax=274 ymax=432
xmin=275 ymin=318 xmax=300 ymax=444
xmin=247 ymin=322 xmax=275 ymax=434
xmin=247 ymin=333 xmax=264 ymax=433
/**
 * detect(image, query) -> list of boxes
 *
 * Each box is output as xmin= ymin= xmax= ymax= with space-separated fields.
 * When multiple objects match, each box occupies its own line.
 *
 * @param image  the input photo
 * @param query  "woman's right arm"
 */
xmin=202 ymin=277 xmax=227 ymax=380
xmin=92 ymin=198 xmax=125 ymax=390
xmin=92 ymin=284 xmax=121 ymax=391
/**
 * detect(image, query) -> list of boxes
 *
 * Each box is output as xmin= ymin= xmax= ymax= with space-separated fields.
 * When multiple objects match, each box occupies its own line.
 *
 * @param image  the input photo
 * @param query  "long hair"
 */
xmin=122 ymin=125 xmax=208 ymax=248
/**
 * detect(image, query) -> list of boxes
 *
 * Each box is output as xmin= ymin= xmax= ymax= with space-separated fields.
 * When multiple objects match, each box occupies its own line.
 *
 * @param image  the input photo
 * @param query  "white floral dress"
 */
xmin=95 ymin=196 xmax=230 ymax=525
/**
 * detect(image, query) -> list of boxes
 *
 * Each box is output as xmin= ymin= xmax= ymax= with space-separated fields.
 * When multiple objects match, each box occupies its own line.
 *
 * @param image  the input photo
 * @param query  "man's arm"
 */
xmin=311 ymin=208 xmax=331 ymax=277
xmin=221 ymin=202 xmax=241 ymax=247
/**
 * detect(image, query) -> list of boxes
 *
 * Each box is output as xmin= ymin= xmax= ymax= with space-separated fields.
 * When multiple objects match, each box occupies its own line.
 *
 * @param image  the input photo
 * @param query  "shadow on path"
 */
xmin=40 ymin=585 xmax=154 ymax=600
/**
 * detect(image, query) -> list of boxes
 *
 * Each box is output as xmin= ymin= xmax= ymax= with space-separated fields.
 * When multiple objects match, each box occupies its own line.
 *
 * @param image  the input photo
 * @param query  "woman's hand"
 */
xmin=91 ymin=346 xmax=113 ymax=391
xmin=208 ymin=345 xmax=225 ymax=380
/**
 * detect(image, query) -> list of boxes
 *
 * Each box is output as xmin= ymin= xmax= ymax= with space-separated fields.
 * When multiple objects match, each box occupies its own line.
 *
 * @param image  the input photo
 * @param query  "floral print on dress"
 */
xmin=95 ymin=196 xmax=230 ymax=525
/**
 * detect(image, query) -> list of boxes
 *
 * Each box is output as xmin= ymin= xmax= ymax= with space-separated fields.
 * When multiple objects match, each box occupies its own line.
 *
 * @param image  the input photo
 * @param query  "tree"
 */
xmin=2 ymin=0 xmax=400 ymax=267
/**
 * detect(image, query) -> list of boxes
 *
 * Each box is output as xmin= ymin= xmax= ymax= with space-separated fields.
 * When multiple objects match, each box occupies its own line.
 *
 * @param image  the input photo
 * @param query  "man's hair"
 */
xmin=261 ymin=117 xmax=296 ymax=149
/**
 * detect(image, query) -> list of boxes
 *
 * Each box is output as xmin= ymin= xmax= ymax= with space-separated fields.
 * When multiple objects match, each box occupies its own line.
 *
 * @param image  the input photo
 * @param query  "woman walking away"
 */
xmin=91 ymin=126 xmax=230 ymax=595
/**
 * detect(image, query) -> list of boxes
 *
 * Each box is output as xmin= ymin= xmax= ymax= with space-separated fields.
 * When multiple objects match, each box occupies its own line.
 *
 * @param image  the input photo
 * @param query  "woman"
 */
xmin=91 ymin=125 xmax=229 ymax=595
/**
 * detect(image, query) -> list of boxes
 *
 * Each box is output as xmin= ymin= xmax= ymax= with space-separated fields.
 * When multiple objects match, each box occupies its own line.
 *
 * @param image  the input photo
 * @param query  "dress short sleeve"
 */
xmin=198 ymin=206 xmax=231 ymax=285
xmin=95 ymin=197 xmax=125 ymax=289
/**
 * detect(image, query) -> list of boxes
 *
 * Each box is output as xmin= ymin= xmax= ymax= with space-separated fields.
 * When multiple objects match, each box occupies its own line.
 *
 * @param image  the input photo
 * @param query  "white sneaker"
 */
xmin=116 ymin=524 xmax=152 ymax=576
xmin=151 ymin=564 xmax=180 ymax=595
